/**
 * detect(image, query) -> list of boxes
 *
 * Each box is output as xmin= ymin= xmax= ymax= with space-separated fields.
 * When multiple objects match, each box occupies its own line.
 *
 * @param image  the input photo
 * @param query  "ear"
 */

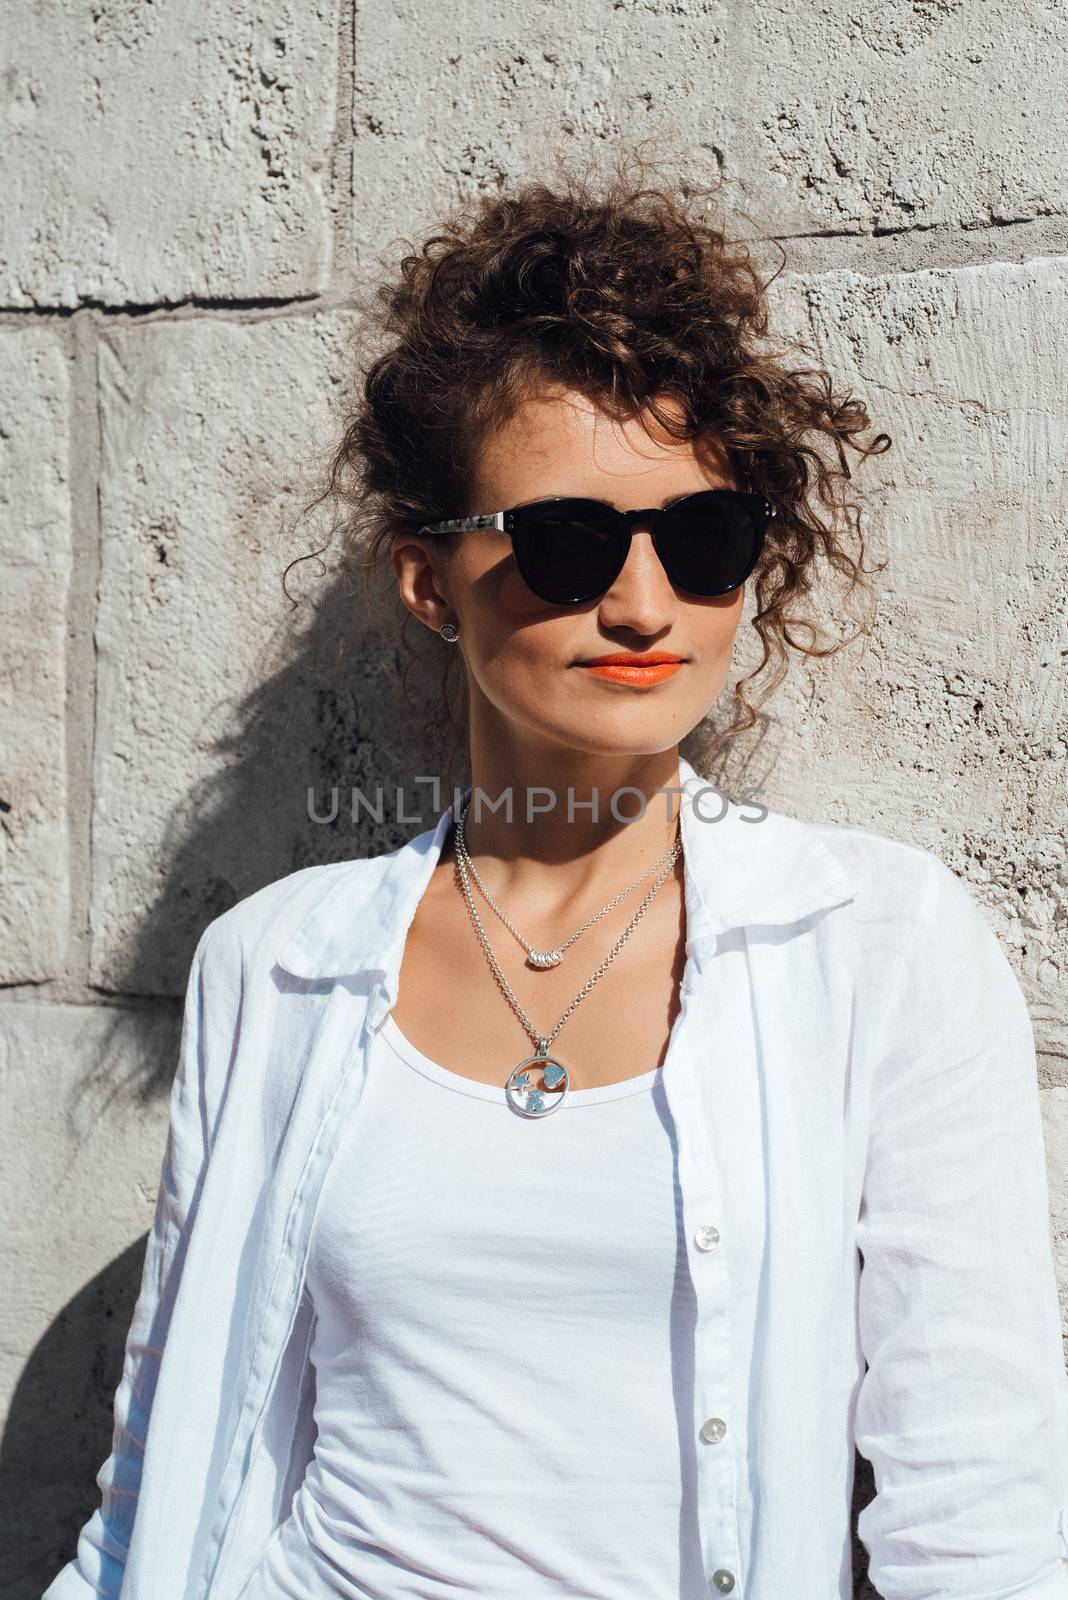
xmin=391 ymin=533 xmax=457 ymax=636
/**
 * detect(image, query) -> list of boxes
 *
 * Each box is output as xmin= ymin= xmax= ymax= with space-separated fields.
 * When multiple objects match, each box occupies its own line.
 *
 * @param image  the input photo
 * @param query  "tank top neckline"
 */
xmin=378 ymin=1012 xmax=662 ymax=1106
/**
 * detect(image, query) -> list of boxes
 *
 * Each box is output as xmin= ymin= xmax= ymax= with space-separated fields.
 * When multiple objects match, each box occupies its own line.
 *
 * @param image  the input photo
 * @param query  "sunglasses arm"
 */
xmin=417 ymin=512 xmax=507 ymax=536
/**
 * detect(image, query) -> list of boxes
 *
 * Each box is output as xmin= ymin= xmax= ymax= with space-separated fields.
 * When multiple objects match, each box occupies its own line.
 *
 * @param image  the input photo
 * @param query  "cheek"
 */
xmin=691 ymin=591 xmax=746 ymax=653
xmin=466 ymin=617 xmax=573 ymax=691
xmin=450 ymin=544 xmax=546 ymax=631
xmin=455 ymin=609 xmax=589 ymax=719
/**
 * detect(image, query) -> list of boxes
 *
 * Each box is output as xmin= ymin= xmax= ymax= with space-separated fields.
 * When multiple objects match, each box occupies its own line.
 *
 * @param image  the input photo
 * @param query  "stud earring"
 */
xmin=439 ymin=622 xmax=460 ymax=643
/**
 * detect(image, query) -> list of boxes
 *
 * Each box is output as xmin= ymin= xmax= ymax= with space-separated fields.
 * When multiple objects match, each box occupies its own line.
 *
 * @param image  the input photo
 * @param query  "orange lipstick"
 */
xmin=577 ymin=652 xmax=684 ymax=685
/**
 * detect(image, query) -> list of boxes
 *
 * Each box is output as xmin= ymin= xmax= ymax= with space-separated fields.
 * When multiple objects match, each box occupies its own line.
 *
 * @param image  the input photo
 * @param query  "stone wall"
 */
xmin=1 ymin=3 xmax=1065 ymax=1594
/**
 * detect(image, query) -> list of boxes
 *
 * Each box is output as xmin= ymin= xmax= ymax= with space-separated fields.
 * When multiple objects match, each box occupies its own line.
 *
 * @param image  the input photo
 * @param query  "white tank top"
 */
xmin=238 ymin=1010 xmax=706 ymax=1599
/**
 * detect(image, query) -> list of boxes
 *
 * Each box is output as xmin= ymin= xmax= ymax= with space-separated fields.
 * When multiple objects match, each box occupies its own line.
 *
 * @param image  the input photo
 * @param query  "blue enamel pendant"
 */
xmin=505 ymin=1042 xmax=570 ymax=1117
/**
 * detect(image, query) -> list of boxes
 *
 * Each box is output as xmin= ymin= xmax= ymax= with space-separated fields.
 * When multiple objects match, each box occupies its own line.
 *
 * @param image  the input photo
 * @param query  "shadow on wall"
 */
xmin=2 ymin=1239 xmax=147 ymax=1598
xmin=6 ymin=559 xmax=880 ymax=1596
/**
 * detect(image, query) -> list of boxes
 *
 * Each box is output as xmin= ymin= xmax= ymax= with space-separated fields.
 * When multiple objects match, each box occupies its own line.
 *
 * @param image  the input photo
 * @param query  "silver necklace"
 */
xmin=453 ymin=798 xmax=683 ymax=1118
xmin=456 ymin=814 xmax=680 ymax=969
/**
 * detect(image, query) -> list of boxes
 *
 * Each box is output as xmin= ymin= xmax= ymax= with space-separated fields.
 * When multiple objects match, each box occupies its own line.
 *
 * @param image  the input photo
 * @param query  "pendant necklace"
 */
xmin=453 ymin=797 xmax=683 ymax=1118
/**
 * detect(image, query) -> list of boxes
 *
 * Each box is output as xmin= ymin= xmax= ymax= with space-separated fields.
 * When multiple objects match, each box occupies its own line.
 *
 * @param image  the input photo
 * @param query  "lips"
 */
xmin=580 ymin=653 xmax=684 ymax=666
xmin=577 ymin=653 xmax=685 ymax=685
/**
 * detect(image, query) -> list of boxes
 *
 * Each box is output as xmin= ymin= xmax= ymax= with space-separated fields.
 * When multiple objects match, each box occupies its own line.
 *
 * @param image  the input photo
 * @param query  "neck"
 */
xmin=450 ymin=742 xmax=686 ymax=908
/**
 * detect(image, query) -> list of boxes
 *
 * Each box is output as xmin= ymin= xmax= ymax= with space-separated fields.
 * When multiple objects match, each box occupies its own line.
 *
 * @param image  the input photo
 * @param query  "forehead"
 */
xmin=471 ymin=386 xmax=731 ymax=502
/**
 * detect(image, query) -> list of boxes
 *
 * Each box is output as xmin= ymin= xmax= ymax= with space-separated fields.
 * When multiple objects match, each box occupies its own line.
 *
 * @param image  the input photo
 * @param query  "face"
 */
xmin=392 ymin=385 xmax=747 ymax=766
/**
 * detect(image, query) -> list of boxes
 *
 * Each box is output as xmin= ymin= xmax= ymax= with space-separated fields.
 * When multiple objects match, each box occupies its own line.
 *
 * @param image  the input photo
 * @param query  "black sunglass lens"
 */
xmin=658 ymin=493 xmax=764 ymax=595
xmin=513 ymin=503 xmax=625 ymax=604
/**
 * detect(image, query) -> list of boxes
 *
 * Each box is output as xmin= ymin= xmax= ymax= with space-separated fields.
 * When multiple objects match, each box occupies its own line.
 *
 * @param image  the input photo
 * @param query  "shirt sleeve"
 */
xmin=854 ymin=854 xmax=1068 ymax=1600
xmin=42 ymin=917 xmax=241 ymax=1600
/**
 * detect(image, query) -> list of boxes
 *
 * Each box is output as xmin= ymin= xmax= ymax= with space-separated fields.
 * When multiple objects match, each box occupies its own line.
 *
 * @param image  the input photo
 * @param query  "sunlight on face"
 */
xmin=407 ymin=384 xmax=749 ymax=764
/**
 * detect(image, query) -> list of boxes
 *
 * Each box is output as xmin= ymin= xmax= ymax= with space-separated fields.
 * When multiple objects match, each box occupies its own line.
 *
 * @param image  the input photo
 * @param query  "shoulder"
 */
xmin=782 ymin=807 xmax=1002 ymax=964
xmin=799 ymin=811 xmax=957 ymax=905
xmin=189 ymin=847 xmax=404 ymax=984
xmin=763 ymin=809 xmax=1026 ymax=1057
xmin=803 ymin=816 xmax=1034 ymax=1066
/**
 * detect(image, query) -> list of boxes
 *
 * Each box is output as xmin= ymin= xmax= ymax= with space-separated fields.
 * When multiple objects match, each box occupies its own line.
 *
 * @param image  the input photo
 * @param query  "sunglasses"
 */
xmin=417 ymin=489 xmax=773 ymax=606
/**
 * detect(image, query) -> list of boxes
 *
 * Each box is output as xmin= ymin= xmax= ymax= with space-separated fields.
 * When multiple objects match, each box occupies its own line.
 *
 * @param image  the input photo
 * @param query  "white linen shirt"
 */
xmin=43 ymin=753 xmax=1068 ymax=1600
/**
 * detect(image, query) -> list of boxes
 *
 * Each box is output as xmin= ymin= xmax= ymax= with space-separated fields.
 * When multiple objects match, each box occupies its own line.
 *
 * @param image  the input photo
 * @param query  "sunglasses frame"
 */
xmin=417 ymin=489 xmax=775 ymax=604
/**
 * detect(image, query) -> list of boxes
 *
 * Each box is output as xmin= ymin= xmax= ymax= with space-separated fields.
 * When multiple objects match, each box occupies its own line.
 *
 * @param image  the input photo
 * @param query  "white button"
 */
xmin=712 ymin=1570 xmax=735 ymax=1593
xmin=694 ymin=1224 xmax=720 ymax=1251
xmin=700 ymin=1416 xmax=727 ymax=1443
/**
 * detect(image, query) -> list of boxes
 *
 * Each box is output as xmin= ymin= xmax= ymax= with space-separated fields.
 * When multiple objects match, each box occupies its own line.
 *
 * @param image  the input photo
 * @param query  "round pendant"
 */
xmin=505 ymin=1050 xmax=570 ymax=1117
xmin=527 ymin=948 xmax=563 ymax=969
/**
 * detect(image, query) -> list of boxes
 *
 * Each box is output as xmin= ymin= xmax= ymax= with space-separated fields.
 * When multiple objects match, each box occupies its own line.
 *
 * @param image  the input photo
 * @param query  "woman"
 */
xmin=45 ymin=168 xmax=1068 ymax=1600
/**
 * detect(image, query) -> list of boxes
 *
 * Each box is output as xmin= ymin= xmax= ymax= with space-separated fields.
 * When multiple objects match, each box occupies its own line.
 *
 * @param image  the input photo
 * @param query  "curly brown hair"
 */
xmin=287 ymin=154 xmax=890 ymax=778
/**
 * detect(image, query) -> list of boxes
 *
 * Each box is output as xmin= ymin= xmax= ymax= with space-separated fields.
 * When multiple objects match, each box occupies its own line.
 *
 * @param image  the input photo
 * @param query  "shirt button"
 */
xmin=700 ymin=1416 xmax=727 ymax=1443
xmin=711 ymin=1570 xmax=735 ymax=1593
xmin=694 ymin=1224 xmax=720 ymax=1251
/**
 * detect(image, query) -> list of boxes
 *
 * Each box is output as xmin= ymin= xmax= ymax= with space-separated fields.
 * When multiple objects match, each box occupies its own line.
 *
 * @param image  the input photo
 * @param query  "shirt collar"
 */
xmin=276 ymin=754 xmax=859 ymax=981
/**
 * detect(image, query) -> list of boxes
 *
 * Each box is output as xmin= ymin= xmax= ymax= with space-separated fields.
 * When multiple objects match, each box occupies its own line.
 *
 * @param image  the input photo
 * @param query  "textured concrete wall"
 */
xmin=1 ymin=3 xmax=1066 ymax=1595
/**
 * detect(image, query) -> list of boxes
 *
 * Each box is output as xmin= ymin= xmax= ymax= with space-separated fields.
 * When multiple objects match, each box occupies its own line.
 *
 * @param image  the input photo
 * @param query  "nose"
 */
xmin=596 ymin=521 xmax=677 ymax=633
